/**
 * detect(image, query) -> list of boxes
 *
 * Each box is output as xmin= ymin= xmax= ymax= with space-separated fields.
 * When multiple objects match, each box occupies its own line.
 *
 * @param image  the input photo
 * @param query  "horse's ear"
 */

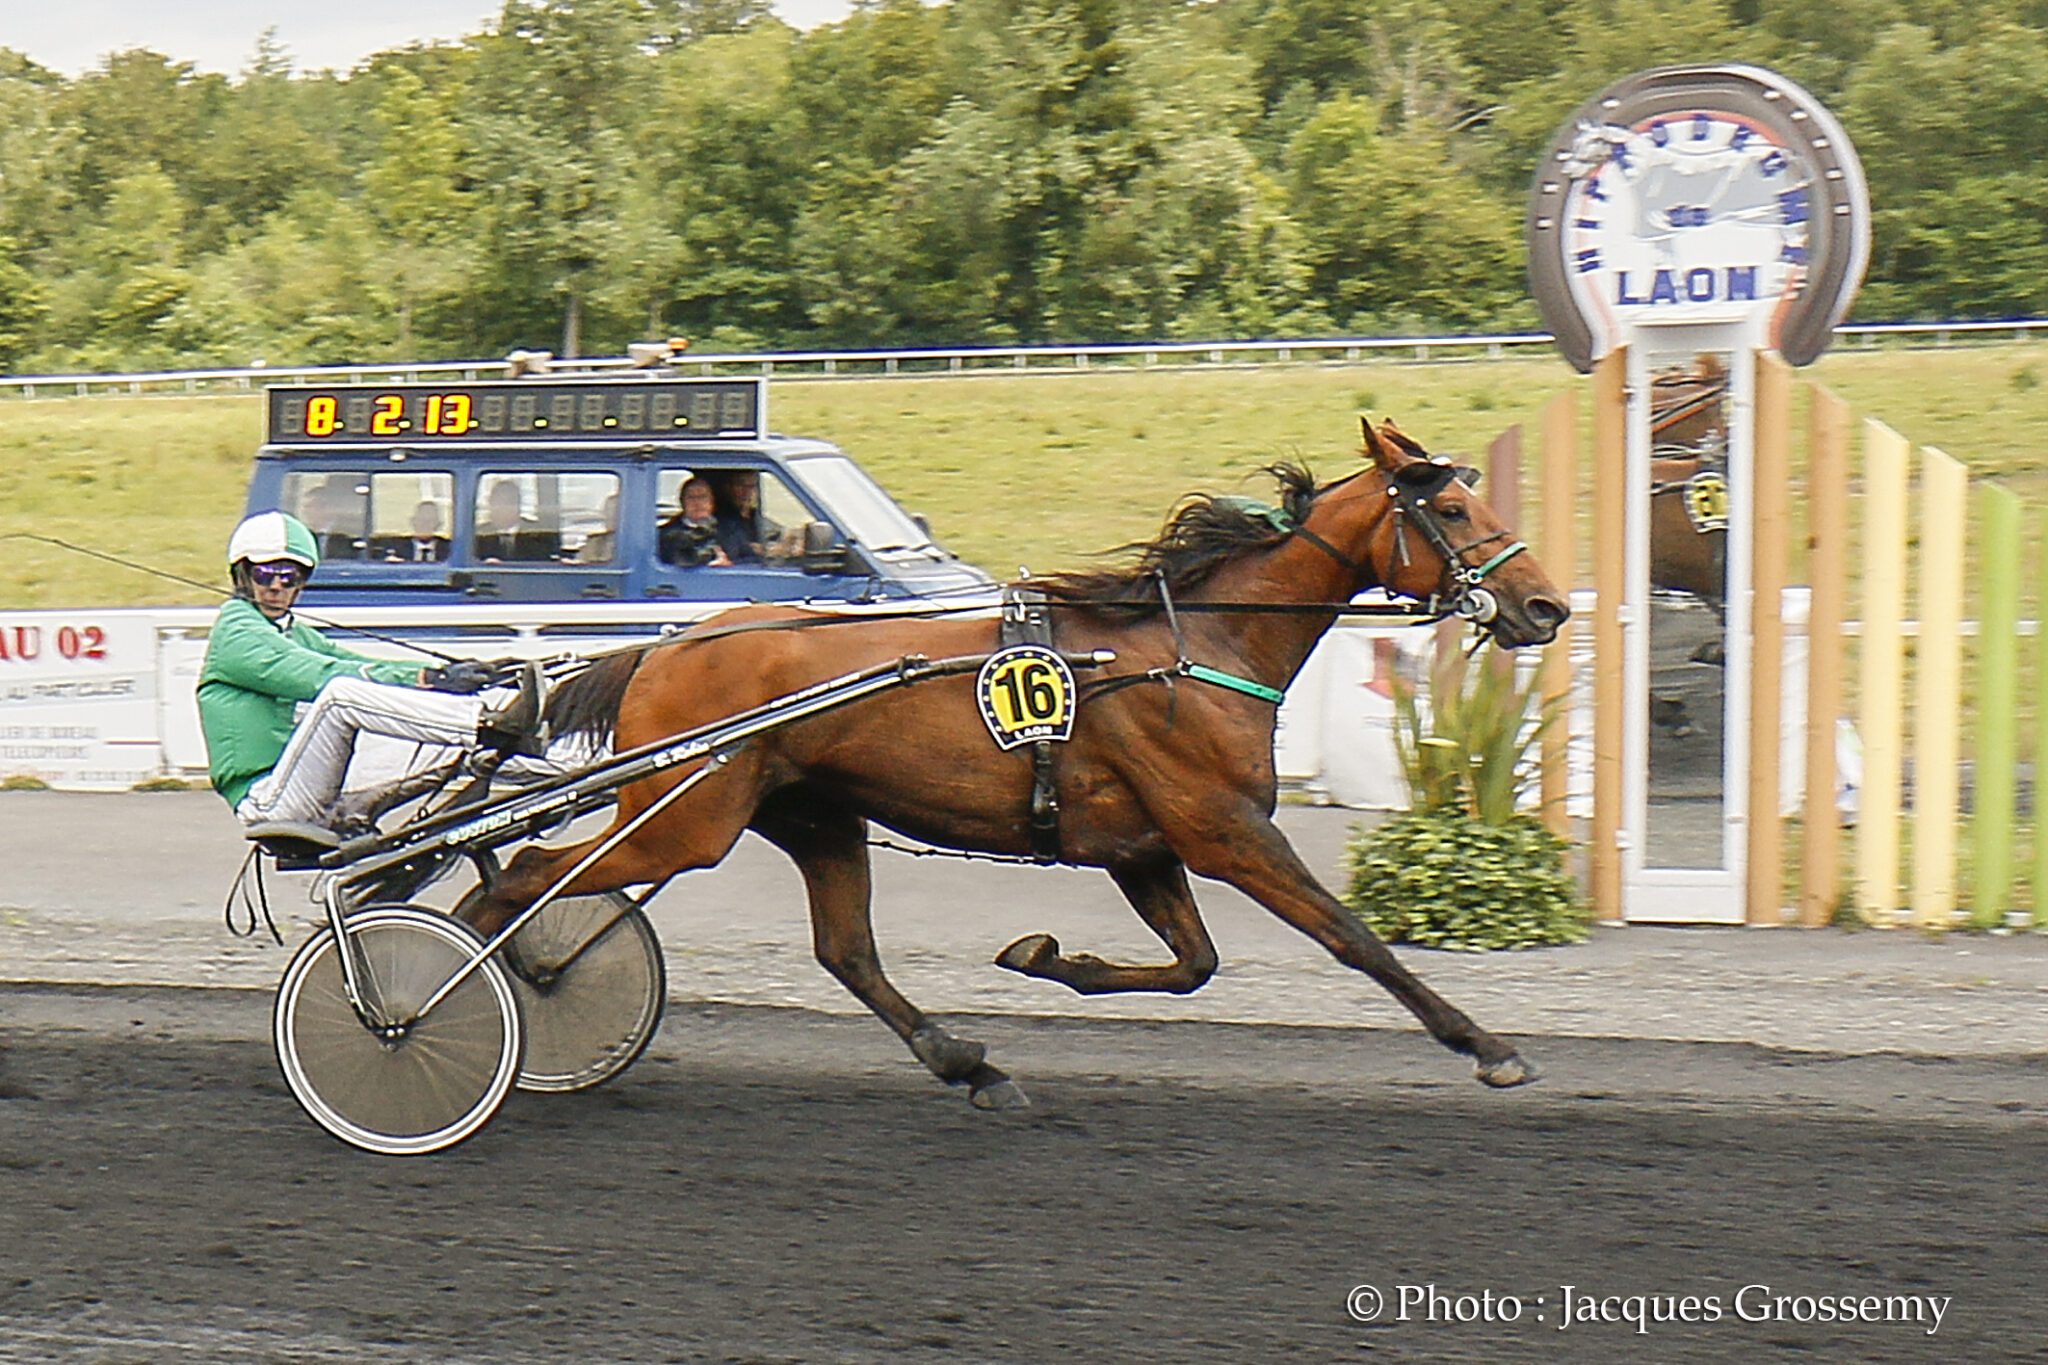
xmin=1379 ymin=421 xmax=1429 ymax=459
xmin=1360 ymin=416 xmax=1394 ymax=469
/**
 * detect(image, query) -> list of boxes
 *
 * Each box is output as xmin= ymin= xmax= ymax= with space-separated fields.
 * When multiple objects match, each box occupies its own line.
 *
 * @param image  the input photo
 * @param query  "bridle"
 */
xmin=1386 ymin=465 xmax=1529 ymax=626
xmin=1271 ymin=462 xmax=1529 ymax=627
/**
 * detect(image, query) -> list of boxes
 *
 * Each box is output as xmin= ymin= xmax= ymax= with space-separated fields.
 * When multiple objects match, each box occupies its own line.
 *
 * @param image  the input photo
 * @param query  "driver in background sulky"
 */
xmin=197 ymin=511 xmax=547 ymax=838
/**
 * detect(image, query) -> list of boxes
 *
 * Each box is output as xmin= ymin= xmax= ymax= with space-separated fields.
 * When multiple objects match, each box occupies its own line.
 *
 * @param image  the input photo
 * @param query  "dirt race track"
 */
xmin=2 ymin=986 xmax=2042 ymax=1364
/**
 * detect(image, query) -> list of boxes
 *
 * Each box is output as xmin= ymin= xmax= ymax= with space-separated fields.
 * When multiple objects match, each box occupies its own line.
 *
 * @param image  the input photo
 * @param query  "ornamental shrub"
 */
xmin=1345 ymin=646 xmax=1587 ymax=950
xmin=1390 ymin=646 xmax=1550 ymax=824
xmin=1346 ymin=808 xmax=1588 ymax=951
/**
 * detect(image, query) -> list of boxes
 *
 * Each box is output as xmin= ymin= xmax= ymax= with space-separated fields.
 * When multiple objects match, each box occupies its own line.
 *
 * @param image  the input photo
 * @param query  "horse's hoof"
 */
xmin=995 ymin=932 xmax=1059 ymax=976
xmin=1476 ymin=1054 xmax=1539 ymax=1088
xmin=971 ymin=1077 xmax=1031 ymax=1111
xmin=909 ymin=1025 xmax=986 ymax=1082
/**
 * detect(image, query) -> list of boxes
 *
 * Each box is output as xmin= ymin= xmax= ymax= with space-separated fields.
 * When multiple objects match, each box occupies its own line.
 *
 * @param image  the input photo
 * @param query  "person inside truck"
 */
xmin=711 ymin=470 xmax=783 ymax=564
xmin=474 ymin=479 xmax=561 ymax=563
xmin=657 ymin=476 xmax=731 ymax=567
xmin=577 ymin=494 xmax=619 ymax=564
xmin=298 ymin=479 xmax=365 ymax=562
xmin=375 ymin=500 xmax=451 ymax=563
xmin=199 ymin=511 xmax=545 ymax=840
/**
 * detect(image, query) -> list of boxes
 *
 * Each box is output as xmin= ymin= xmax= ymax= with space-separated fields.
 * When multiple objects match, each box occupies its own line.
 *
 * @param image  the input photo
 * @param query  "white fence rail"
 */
xmin=0 ymin=601 xmax=1428 ymax=802
xmin=4 ymin=319 xmax=2046 ymax=399
xmin=2 ymin=592 xmax=1863 ymax=817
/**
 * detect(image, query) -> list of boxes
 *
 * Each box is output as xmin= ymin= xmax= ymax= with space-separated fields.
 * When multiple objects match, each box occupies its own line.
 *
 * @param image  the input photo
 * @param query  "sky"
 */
xmin=3 ymin=0 xmax=857 ymax=77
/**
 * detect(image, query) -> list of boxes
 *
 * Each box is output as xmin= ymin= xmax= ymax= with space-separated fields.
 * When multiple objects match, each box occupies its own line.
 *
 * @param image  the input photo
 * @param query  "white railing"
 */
xmin=4 ymin=319 xmax=2045 ymax=399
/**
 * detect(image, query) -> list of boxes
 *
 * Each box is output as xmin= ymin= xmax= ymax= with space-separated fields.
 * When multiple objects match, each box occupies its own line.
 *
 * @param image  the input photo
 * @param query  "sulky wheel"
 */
xmin=503 ymin=892 xmax=666 ymax=1094
xmin=273 ymin=904 xmax=524 ymax=1156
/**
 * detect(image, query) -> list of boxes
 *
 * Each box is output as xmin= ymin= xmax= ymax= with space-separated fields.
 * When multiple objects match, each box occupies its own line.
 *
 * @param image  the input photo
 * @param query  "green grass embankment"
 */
xmin=1 ymin=344 xmax=2044 ymax=609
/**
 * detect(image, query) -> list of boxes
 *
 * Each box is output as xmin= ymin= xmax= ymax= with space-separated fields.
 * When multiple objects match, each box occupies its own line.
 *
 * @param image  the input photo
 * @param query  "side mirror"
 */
xmin=911 ymin=512 xmax=932 ymax=540
xmin=800 ymin=520 xmax=850 ymax=574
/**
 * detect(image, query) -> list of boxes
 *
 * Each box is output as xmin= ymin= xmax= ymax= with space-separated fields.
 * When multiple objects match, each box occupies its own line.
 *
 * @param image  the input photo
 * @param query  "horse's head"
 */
xmin=1348 ymin=417 xmax=1570 ymax=647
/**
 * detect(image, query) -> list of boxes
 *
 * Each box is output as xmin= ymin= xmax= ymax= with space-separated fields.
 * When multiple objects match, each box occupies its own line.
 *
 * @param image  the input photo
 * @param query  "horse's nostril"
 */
xmin=1526 ymin=596 xmax=1570 ymax=629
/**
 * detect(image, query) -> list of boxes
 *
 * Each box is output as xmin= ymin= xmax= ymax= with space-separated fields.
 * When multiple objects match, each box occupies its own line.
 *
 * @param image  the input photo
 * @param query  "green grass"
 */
xmin=4 ymin=344 xmax=2048 ymax=609
xmin=2 ymin=357 xmax=1576 ymax=606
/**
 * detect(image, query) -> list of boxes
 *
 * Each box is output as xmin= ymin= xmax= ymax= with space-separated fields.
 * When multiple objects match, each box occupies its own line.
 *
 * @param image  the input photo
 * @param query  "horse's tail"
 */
xmin=549 ymin=643 xmax=654 ymax=749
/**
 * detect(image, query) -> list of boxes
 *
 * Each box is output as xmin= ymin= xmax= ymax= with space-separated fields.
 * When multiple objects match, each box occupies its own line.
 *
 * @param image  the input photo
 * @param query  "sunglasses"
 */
xmin=248 ymin=562 xmax=308 ymax=588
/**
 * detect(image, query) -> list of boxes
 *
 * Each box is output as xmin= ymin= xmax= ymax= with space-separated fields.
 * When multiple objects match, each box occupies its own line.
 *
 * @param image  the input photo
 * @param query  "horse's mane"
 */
xmin=548 ymin=642 xmax=657 ymax=747
xmin=1027 ymin=463 xmax=1319 ymax=617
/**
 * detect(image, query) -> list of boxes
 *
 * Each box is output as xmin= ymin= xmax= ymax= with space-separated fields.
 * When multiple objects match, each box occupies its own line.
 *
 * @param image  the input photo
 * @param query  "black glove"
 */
xmin=423 ymin=660 xmax=495 ymax=694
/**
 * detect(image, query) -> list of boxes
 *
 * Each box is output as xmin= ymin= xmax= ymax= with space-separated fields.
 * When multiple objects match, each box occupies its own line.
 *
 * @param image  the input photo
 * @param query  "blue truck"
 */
xmin=242 ymin=374 xmax=991 ymax=610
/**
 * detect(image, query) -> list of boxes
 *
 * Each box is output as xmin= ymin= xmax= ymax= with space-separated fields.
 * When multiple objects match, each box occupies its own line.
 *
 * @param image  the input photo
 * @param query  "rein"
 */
xmin=654 ymin=594 xmax=1431 ymax=651
xmin=652 ymin=462 xmax=1532 ymax=709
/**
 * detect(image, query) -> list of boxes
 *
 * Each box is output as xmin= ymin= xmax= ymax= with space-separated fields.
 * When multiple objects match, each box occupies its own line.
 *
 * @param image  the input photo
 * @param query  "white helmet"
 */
xmin=227 ymin=511 xmax=319 ymax=570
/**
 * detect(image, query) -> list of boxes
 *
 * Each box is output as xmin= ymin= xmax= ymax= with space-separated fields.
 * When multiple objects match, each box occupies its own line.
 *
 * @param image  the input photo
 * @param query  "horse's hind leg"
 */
xmin=460 ymin=756 xmax=761 ymax=936
xmin=1176 ymin=802 xmax=1535 ymax=1087
xmin=752 ymin=796 xmax=1028 ymax=1111
xmin=996 ymin=858 xmax=1218 ymax=995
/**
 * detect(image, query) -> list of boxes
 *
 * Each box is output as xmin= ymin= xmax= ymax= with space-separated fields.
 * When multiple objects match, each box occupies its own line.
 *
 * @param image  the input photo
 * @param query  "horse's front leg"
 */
xmin=996 ymin=857 xmax=1219 ymax=995
xmin=1172 ymin=800 xmax=1536 ymax=1087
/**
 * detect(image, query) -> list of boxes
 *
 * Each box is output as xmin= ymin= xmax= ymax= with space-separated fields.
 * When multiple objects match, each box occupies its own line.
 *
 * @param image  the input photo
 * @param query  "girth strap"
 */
xmin=1001 ymin=586 xmax=1064 ymax=865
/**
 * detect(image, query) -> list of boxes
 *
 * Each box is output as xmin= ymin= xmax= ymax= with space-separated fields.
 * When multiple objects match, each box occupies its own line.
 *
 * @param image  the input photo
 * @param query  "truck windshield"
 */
xmin=793 ymin=455 xmax=936 ymax=555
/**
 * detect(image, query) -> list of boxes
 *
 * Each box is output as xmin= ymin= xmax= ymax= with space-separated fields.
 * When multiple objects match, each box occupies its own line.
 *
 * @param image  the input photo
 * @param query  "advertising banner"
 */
xmin=0 ymin=612 xmax=164 ymax=790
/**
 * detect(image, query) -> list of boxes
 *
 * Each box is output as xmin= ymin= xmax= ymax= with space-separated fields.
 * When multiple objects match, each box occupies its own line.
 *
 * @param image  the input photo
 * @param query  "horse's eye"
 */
xmin=1439 ymin=503 xmax=1468 ymax=521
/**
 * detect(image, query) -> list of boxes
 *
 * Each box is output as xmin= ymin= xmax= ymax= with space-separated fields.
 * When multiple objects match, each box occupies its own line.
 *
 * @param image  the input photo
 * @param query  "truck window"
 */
xmin=284 ymin=472 xmax=370 ymax=562
xmin=656 ymin=467 xmax=804 ymax=566
xmin=788 ymin=456 xmax=930 ymax=554
xmin=472 ymin=472 xmax=618 ymax=564
xmin=367 ymin=474 xmax=456 ymax=563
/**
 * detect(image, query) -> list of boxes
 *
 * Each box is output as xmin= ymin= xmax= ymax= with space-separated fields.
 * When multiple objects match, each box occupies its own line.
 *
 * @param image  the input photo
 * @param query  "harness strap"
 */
xmin=1001 ymin=586 xmax=1064 ymax=865
xmin=1183 ymin=662 xmax=1285 ymax=705
xmin=1149 ymin=572 xmax=1288 ymax=709
xmin=1468 ymin=541 xmax=1529 ymax=582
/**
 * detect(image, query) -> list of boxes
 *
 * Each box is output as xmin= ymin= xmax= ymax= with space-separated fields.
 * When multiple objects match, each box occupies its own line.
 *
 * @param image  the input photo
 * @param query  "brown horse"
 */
xmin=1647 ymin=360 xmax=1730 ymax=612
xmin=463 ymin=419 xmax=1570 ymax=1109
xmin=1650 ymin=453 xmax=1728 ymax=612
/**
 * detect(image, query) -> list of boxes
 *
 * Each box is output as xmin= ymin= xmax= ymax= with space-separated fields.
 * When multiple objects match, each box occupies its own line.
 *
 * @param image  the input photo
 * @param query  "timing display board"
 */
xmin=265 ymin=378 xmax=766 ymax=445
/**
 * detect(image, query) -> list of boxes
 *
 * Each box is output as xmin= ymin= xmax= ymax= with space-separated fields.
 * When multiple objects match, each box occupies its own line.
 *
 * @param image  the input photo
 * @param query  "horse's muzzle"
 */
xmin=1495 ymin=593 xmax=1570 ymax=647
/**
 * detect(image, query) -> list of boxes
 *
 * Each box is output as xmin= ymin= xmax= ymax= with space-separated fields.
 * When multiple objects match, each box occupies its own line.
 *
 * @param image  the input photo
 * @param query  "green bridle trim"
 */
xmin=1185 ymin=662 xmax=1286 ymax=705
xmin=1469 ymin=541 xmax=1528 ymax=582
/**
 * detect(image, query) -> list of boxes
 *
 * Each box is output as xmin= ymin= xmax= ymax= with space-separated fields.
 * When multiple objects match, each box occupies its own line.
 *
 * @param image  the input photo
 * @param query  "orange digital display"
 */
xmin=266 ymin=379 xmax=764 ymax=444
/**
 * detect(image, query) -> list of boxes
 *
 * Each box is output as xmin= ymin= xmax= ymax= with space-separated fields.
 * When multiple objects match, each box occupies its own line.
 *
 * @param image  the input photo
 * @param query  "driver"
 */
xmin=197 ymin=511 xmax=544 ymax=838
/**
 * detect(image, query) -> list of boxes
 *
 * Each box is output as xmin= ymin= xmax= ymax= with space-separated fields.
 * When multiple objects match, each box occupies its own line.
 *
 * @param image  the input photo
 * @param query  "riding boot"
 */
xmin=328 ymin=758 xmax=467 ymax=837
xmin=477 ymin=661 xmax=549 ymax=758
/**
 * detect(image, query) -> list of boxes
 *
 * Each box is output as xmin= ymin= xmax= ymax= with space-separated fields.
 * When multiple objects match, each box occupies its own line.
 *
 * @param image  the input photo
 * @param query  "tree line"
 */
xmin=1 ymin=0 xmax=2043 ymax=374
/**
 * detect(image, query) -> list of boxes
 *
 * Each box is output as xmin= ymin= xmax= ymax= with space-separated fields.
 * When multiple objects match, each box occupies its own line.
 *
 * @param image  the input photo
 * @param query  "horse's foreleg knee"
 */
xmin=995 ymin=860 xmax=1219 ymax=996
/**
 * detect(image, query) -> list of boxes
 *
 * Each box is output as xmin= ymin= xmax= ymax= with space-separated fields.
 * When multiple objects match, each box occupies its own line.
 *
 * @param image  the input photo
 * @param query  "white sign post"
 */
xmin=1527 ymin=65 xmax=1869 ymax=923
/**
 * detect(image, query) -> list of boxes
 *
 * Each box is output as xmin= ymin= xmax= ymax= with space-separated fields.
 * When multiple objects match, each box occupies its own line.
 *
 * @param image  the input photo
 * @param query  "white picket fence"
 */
xmin=3 ymin=319 xmax=2043 ymax=398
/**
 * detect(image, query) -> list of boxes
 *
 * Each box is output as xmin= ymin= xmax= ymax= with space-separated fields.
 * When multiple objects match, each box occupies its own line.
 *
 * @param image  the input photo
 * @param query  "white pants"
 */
xmin=237 ymin=676 xmax=489 ymax=827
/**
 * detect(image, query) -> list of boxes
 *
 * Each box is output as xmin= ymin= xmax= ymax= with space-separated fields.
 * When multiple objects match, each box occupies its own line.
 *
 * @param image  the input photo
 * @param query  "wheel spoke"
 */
xmin=273 ymin=906 xmax=522 ymax=1156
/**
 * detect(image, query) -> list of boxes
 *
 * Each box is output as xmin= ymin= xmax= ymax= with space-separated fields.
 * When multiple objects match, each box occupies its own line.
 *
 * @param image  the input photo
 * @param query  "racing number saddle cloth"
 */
xmin=997 ymin=586 xmax=1065 ymax=864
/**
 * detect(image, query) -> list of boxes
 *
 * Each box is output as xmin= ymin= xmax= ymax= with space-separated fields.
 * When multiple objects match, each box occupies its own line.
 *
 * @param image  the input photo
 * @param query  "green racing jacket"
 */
xmin=196 ymin=596 xmax=421 ymax=806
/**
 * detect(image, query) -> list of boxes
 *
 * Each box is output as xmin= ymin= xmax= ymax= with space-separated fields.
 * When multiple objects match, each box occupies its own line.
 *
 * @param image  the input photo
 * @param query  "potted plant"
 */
xmin=1343 ymin=646 xmax=1587 ymax=951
